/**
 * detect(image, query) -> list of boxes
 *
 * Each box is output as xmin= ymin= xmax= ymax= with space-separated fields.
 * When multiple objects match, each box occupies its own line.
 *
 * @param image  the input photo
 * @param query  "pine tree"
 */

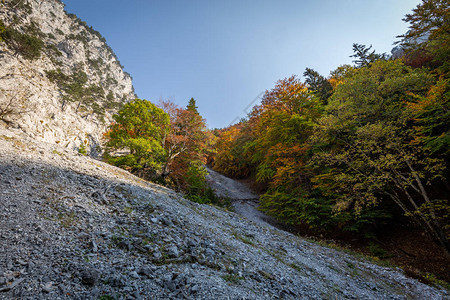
xmin=186 ymin=97 xmax=199 ymax=114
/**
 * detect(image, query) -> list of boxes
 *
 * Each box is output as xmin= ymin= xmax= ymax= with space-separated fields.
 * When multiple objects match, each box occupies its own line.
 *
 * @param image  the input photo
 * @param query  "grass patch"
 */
xmin=222 ymin=274 xmax=244 ymax=283
xmin=231 ymin=230 xmax=254 ymax=246
xmin=289 ymin=263 xmax=302 ymax=272
xmin=423 ymin=272 xmax=450 ymax=290
xmin=123 ymin=206 xmax=133 ymax=214
xmin=52 ymin=149 xmax=62 ymax=156
xmin=57 ymin=211 xmax=78 ymax=228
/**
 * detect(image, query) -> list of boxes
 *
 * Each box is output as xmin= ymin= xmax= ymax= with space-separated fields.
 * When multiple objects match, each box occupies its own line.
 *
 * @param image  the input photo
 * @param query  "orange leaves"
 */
xmin=212 ymin=75 xmax=321 ymax=186
xmin=328 ymin=77 xmax=340 ymax=89
xmin=156 ymin=99 xmax=209 ymax=187
xmin=259 ymin=76 xmax=313 ymax=116
xmin=267 ymin=143 xmax=308 ymax=188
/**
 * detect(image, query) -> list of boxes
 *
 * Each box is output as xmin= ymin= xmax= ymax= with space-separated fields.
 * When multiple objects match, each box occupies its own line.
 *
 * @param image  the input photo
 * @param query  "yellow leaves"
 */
xmin=404 ymin=76 xmax=447 ymax=114
xmin=426 ymin=77 xmax=448 ymax=100
xmin=328 ymin=77 xmax=344 ymax=90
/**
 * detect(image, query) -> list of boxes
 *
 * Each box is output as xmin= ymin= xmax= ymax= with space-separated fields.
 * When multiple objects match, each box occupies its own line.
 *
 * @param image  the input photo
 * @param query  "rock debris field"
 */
xmin=0 ymin=128 xmax=448 ymax=299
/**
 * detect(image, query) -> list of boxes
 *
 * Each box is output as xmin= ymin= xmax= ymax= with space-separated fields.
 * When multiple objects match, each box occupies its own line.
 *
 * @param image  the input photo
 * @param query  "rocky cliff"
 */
xmin=0 ymin=0 xmax=135 ymax=155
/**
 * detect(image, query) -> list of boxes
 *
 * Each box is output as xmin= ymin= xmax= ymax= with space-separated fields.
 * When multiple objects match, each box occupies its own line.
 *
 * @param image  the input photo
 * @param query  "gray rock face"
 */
xmin=0 ymin=0 xmax=135 ymax=155
xmin=0 ymin=127 xmax=448 ymax=299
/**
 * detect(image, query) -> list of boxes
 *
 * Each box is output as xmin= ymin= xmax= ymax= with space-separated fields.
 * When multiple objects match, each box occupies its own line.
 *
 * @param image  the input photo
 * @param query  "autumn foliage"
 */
xmin=210 ymin=0 xmax=449 ymax=252
xmin=103 ymin=0 xmax=449 ymax=254
xmin=104 ymin=98 xmax=215 ymax=202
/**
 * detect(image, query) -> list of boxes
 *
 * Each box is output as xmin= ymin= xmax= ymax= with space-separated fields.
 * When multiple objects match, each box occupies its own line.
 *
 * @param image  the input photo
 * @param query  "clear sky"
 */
xmin=62 ymin=0 xmax=421 ymax=129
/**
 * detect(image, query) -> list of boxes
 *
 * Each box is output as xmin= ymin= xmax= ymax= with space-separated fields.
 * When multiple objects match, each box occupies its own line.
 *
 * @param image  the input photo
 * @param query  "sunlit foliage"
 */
xmin=210 ymin=2 xmax=450 ymax=251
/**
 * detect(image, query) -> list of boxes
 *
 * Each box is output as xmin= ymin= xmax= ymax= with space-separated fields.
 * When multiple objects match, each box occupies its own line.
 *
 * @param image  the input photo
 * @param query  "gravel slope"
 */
xmin=206 ymin=167 xmax=278 ymax=227
xmin=0 ymin=127 xmax=448 ymax=299
xmin=205 ymin=167 xmax=259 ymax=200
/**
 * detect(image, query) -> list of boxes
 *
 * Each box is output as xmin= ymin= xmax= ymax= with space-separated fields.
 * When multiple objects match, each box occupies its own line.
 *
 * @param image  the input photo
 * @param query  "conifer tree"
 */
xmin=186 ymin=97 xmax=199 ymax=114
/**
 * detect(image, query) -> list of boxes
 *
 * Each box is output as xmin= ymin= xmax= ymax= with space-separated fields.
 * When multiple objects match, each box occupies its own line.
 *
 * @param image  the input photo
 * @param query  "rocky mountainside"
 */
xmin=0 ymin=1 xmax=448 ymax=299
xmin=0 ymin=0 xmax=134 ymax=155
xmin=0 ymin=128 xmax=448 ymax=299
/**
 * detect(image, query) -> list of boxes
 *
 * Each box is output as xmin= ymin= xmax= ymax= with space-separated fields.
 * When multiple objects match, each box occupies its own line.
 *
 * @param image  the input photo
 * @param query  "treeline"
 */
xmin=103 ymin=98 xmax=217 ymax=204
xmin=209 ymin=0 xmax=449 ymax=252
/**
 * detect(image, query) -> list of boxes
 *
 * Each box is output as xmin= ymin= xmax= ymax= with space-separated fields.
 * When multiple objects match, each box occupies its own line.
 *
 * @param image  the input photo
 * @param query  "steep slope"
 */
xmin=0 ymin=0 xmax=134 ymax=155
xmin=206 ymin=167 xmax=275 ymax=226
xmin=0 ymin=1 xmax=448 ymax=299
xmin=0 ymin=129 xmax=447 ymax=299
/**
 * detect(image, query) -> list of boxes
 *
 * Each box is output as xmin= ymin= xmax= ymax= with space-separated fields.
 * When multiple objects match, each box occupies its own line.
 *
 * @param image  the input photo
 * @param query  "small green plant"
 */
xmin=6 ymin=0 xmax=32 ymax=14
xmin=347 ymin=263 xmax=359 ymax=277
xmin=258 ymin=270 xmax=275 ymax=280
xmin=423 ymin=273 xmax=450 ymax=290
xmin=290 ymin=263 xmax=302 ymax=272
xmin=123 ymin=206 xmax=133 ymax=214
xmin=24 ymin=21 xmax=45 ymax=38
xmin=52 ymin=149 xmax=62 ymax=156
xmin=222 ymin=274 xmax=244 ymax=283
xmin=0 ymin=20 xmax=5 ymax=43
xmin=45 ymin=43 xmax=62 ymax=57
xmin=57 ymin=212 xmax=78 ymax=228
xmin=232 ymin=231 xmax=254 ymax=246
xmin=78 ymin=143 xmax=87 ymax=156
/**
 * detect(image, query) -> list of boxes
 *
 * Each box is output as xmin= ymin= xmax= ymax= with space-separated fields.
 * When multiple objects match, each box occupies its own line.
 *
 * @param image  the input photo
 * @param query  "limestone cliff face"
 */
xmin=0 ymin=0 xmax=135 ymax=155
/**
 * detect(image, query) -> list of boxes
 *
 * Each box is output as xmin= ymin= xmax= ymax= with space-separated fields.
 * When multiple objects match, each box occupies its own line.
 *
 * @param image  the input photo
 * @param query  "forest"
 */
xmin=103 ymin=0 xmax=448 ymax=283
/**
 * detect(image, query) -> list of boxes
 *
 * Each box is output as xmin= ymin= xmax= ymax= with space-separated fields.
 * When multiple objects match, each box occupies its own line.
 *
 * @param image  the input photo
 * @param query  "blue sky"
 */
xmin=62 ymin=0 xmax=421 ymax=129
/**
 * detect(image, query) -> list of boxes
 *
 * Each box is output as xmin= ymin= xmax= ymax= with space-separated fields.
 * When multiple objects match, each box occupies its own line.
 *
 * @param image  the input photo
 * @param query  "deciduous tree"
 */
xmin=312 ymin=60 xmax=449 ymax=251
xmin=104 ymin=99 xmax=169 ymax=178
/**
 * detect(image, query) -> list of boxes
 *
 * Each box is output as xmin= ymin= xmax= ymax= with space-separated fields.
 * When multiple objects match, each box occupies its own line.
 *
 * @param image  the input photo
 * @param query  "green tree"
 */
xmin=243 ymin=76 xmax=329 ymax=228
xmin=104 ymin=99 xmax=170 ymax=178
xmin=312 ymin=60 xmax=449 ymax=252
xmin=46 ymin=67 xmax=107 ymax=116
xmin=350 ymin=43 xmax=387 ymax=68
xmin=303 ymin=67 xmax=333 ymax=104
xmin=397 ymin=0 xmax=450 ymax=74
xmin=186 ymin=97 xmax=199 ymax=114
xmin=408 ymin=77 xmax=450 ymax=157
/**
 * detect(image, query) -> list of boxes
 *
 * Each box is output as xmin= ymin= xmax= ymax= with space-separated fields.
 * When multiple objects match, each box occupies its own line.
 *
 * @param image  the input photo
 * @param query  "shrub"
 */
xmin=45 ymin=43 xmax=62 ymax=57
xmin=7 ymin=0 xmax=32 ymax=15
xmin=78 ymin=143 xmax=87 ymax=156
xmin=1 ymin=26 xmax=43 ymax=60
xmin=185 ymin=161 xmax=220 ymax=205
